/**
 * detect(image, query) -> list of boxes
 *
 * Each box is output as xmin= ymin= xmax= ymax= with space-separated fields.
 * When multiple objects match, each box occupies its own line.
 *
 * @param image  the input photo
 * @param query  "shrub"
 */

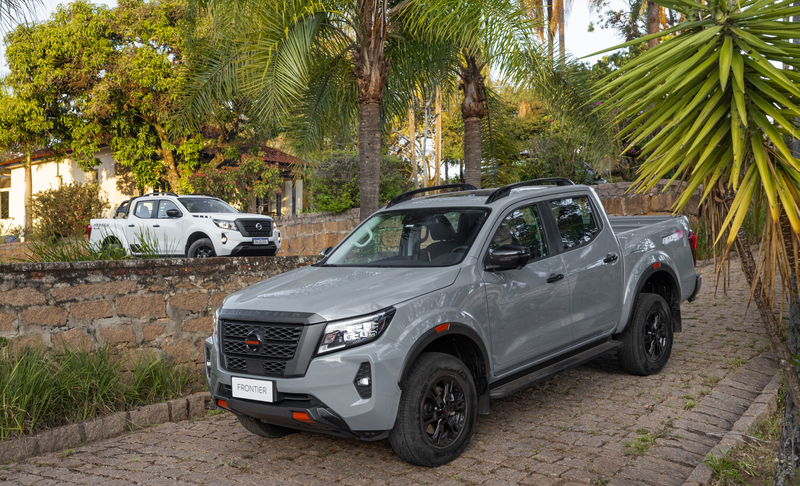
xmin=185 ymin=153 xmax=283 ymax=212
xmin=29 ymin=182 xmax=110 ymax=241
xmin=306 ymin=151 xmax=412 ymax=213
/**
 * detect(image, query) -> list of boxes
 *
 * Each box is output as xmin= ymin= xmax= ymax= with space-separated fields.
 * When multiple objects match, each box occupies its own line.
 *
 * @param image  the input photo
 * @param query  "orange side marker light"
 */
xmin=292 ymin=412 xmax=315 ymax=423
xmin=653 ymin=262 xmax=661 ymax=269
xmin=435 ymin=323 xmax=450 ymax=333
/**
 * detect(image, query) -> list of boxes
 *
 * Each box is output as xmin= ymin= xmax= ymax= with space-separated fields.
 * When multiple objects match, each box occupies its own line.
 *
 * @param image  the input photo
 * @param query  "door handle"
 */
xmin=603 ymin=253 xmax=619 ymax=264
xmin=128 ymin=224 xmax=134 ymax=227
xmin=546 ymin=273 xmax=564 ymax=284
xmin=153 ymin=224 xmax=160 ymax=228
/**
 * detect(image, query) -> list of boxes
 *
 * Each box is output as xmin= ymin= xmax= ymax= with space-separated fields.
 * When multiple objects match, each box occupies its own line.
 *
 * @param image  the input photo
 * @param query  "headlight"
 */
xmin=213 ymin=219 xmax=238 ymax=231
xmin=212 ymin=307 xmax=220 ymax=341
xmin=318 ymin=308 xmax=396 ymax=355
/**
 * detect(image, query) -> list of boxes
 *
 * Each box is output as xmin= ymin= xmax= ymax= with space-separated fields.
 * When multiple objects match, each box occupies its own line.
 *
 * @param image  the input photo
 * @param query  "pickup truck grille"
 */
xmin=237 ymin=219 xmax=273 ymax=237
xmin=220 ymin=320 xmax=303 ymax=378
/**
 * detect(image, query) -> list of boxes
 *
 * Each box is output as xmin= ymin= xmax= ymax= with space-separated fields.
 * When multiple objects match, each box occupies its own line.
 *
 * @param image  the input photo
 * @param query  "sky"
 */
xmin=0 ymin=0 xmax=627 ymax=76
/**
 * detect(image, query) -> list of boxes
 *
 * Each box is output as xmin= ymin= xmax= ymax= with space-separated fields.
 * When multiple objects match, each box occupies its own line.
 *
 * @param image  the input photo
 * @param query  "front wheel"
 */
xmin=187 ymin=238 xmax=216 ymax=258
xmin=389 ymin=352 xmax=477 ymax=467
xmin=618 ymin=293 xmax=674 ymax=376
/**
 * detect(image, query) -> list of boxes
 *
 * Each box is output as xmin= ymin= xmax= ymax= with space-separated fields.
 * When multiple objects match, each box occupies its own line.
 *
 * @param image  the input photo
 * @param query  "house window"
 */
xmin=1 ymin=192 xmax=8 ymax=219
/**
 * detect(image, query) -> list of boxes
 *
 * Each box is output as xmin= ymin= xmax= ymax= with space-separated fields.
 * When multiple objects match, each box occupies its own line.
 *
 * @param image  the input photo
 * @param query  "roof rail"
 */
xmin=485 ymin=178 xmax=574 ymax=204
xmin=386 ymin=183 xmax=478 ymax=208
xmin=188 ymin=193 xmax=218 ymax=198
xmin=141 ymin=191 xmax=178 ymax=197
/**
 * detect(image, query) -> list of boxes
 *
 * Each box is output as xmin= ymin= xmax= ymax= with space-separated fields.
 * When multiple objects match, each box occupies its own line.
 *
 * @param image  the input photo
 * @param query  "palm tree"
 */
xmin=593 ymin=0 xmax=800 ymax=480
xmin=184 ymin=0 xmax=529 ymax=219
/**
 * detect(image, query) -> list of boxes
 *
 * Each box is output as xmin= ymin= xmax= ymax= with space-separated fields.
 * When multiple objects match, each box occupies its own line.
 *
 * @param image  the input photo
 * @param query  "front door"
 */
xmin=548 ymin=196 xmax=623 ymax=342
xmin=154 ymin=200 xmax=184 ymax=255
xmin=482 ymin=202 xmax=572 ymax=375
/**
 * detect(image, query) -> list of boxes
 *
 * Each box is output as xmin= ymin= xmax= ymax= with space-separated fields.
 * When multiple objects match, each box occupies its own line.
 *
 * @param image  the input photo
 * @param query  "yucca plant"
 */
xmin=592 ymin=0 xmax=800 ymax=478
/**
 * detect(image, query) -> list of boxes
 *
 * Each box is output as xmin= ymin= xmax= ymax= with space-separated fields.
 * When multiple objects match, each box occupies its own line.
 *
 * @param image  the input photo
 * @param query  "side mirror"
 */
xmin=320 ymin=246 xmax=333 ymax=257
xmin=166 ymin=209 xmax=181 ymax=218
xmin=486 ymin=245 xmax=531 ymax=271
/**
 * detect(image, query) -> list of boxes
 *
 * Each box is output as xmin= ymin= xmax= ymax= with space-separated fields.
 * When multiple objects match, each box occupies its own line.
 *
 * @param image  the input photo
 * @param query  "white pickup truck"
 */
xmin=89 ymin=192 xmax=281 ymax=258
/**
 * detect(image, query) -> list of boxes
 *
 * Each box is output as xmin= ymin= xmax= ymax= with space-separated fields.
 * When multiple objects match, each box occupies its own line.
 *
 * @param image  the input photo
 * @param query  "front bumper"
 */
xmin=215 ymin=229 xmax=281 ymax=256
xmin=204 ymin=335 xmax=404 ymax=438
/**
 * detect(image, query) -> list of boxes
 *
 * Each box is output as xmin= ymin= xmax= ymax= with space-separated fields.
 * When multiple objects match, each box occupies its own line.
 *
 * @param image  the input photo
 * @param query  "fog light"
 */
xmin=206 ymin=360 xmax=212 ymax=367
xmin=354 ymin=362 xmax=372 ymax=399
xmin=221 ymin=234 xmax=228 ymax=244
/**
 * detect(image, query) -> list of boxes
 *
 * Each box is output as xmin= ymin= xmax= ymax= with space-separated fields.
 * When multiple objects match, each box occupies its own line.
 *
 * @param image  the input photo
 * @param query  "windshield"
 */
xmin=178 ymin=197 xmax=239 ymax=214
xmin=323 ymin=208 xmax=489 ymax=267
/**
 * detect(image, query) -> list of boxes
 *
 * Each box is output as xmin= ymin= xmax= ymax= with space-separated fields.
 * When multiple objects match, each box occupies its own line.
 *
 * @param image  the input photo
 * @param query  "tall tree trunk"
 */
xmin=23 ymin=152 xmax=31 ymax=233
xmin=409 ymin=106 xmax=418 ymax=189
xmin=434 ymin=86 xmax=442 ymax=186
xmin=547 ymin=1 xmax=554 ymax=61
xmin=557 ymin=0 xmax=565 ymax=61
xmin=647 ymin=1 xmax=660 ymax=49
xmin=460 ymin=55 xmax=486 ymax=188
xmin=153 ymin=124 xmax=180 ymax=191
xmin=359 ymin=101 xmax=382 ymax=218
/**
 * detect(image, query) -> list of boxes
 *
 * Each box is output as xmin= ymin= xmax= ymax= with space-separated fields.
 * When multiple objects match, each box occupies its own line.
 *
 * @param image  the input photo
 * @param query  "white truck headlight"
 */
xmin=213 ymin=219 xmax=238 ymax=231
xmin=318 ymin=308 xmax=396 ymax=355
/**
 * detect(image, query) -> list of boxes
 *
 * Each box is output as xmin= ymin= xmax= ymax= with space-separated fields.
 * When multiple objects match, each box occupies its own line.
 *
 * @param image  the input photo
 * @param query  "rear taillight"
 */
xmin=688 ymin=230 xmax=697 ymax=267
xmin=87 ymin=224 xmax=92 ymax=239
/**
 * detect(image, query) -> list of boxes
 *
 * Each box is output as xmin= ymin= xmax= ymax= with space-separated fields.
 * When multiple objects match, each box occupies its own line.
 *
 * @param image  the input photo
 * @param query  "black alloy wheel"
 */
xmin=643 ymin=306 xmax=668 ymax=362
xmin=420 ymin=374 xmax=468 ymax=449
xmin=188 ymin=238 xmax=216 ymax=258
xmin=618 ymin=293 xmax=674 ymax=376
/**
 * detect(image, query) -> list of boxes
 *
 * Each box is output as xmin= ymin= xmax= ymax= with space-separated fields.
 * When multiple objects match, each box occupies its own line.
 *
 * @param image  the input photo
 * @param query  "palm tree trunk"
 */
xmin=647 ymin=1 xmax=660 ymax=49
xmin=460 ymin=55 xmax=486 ymax=188
xmin=359 ymin=101 xmax=382 ymax=218
xmin=558 ymin=0 xmax=565 ymax=61
xmin=547 ymin=1 xmax=554 ymax=60
xmin=464 ymin=118 xmax=482 ymax=187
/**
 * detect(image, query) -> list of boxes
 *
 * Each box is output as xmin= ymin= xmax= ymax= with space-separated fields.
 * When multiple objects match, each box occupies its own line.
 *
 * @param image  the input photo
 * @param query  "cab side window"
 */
xmin=549 ymin=197 xmax=599 ymax=250
xmin=134 ymin=200 xmax=157 ymax=219
xmin=157 ymin=200 xmax=181 ymax=219
xmin=491 ymin=205 xmax=548 ymax=260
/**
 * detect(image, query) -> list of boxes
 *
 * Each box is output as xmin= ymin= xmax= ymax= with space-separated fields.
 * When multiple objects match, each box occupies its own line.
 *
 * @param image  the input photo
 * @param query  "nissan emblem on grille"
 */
xmin=245 ymin=332 xmax=260 ymax=352
xmin=255 ymin=222 xmax=263 ymax=231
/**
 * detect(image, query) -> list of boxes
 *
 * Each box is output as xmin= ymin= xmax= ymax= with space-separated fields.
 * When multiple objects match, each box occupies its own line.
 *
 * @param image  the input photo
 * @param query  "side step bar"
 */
xmin=489 ymin=340 xmax=620 ymax=399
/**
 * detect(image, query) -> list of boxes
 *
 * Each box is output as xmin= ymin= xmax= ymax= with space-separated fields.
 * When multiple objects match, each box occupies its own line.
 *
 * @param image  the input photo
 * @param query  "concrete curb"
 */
xmin=0 ymin=391 xmax=212 ymax=464
xmin=682 ymin=371 xmax=782 ymax=486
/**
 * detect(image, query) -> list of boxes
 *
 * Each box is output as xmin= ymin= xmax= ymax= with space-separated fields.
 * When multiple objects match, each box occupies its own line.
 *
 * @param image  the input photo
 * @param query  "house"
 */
xmin=0 ymin=146 xmax=305 ymax=229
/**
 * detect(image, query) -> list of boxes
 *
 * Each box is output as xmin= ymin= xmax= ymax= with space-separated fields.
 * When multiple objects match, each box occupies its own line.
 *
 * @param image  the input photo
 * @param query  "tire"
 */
xmin=618 ymin=293 xmax=674 ymax=376
xmin=237 ymin=415 xmax=295 ymax=438
xmin=187 ymin=238 xmax=216 ymax=258
xmin=389 ymin=352 xmax=477 ymax=467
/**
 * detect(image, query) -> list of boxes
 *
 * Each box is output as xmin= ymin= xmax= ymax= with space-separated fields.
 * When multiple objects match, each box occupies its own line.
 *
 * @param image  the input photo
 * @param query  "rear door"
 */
xmin=126 ymin=199 xmax=158 ymax=254
xmin=547 ymin=195 xmax=623 ymax=342
xmin=481 ymin=200 xmax=572 ymax=374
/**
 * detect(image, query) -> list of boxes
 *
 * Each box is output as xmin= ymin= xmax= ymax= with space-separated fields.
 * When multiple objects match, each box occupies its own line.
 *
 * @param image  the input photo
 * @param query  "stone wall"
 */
xmin=275 ymin=208 xmax=360 ymax=256
xmin=0 ymin=242 xmax=28 ymax=263
xmin=593 ymin=180 xmax=701 ymax=217
xmin=0 ymin=256 xmax=316 ymax=369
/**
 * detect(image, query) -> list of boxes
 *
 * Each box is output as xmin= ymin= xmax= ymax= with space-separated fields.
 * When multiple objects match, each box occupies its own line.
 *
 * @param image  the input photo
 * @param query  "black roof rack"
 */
xmin=386 ymin=183 xmax=478 ymax=208
xmin=188 ymin=193 xmax=219 ymax=198
xmin=485 ymin=178 xmax=574 ymax=204
xmin=141 ymin=191 xmax=178 ymax=197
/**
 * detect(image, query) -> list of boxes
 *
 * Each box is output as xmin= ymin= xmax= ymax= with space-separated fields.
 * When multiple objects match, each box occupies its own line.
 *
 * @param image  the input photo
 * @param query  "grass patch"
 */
xmin=0 ymin=342 xmax=202 ymax=440
xmin=707 ymin=397 xmax=783 ymax=485
xmin=624 ymin=429 xmax=672 ymax=456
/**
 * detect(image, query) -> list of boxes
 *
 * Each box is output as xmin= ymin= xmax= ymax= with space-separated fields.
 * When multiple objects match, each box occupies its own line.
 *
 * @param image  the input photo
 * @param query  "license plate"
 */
xmin=253 ymin=238 xmax=268 ymax=245
xmin=231 ymin=377 xmax=275 ymax=402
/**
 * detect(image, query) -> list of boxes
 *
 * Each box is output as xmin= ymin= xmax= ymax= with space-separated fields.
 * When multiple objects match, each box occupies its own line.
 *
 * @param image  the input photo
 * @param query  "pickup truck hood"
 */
xmin=222 ymin=265 xmax=462 ymax=322
xmin=190 ymin=213 xmax=272 ymax=220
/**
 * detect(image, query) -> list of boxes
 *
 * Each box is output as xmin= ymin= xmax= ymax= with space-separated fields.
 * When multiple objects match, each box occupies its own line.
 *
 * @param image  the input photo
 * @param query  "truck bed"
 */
xmin=607 ymin=215 xmax=674 ymax=234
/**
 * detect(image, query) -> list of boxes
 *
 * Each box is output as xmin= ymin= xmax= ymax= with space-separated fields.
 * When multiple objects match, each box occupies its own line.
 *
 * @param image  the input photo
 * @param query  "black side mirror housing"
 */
xmin=486 ymin=245 xmax=531 ymax=271
xmin=320 ymin=246 xmax=333 ymax=257
xmin=166 ymin=209 xmax=181 ymax=218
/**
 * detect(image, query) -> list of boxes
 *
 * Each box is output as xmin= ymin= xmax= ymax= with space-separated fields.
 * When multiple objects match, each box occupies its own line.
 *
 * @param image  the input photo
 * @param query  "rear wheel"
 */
xmin=187 ymin=238 xmax=215 ymax=258
xmin=618 ymin=293 xmax=674 ymax=376
xmin=237 ymin=415 xmax=295 ymax=438
xmin=389 ymin=352 xmax=477 ymax=467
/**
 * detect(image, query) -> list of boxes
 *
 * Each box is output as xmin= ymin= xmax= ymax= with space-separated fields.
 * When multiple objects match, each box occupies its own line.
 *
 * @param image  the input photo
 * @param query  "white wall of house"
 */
xmin=0 ymin=147 xmax=133 ymax=226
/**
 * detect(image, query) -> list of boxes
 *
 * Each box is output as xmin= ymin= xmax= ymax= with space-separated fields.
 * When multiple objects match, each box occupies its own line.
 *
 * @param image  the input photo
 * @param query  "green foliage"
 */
xmin=305 ymin=151 xmax=412 ymax=213
xmin=28 ymin=183 xmax=110 ymax=241
xmin=512 ymin=131 xmax=602 ymax=185
xmin=185 ymin=153 xmax=283 ymax=212
xmin=0 ymin=343 xmax=200 ymax=440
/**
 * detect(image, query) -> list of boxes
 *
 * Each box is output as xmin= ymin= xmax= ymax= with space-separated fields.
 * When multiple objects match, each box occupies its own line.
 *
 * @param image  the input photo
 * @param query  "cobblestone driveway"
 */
xmin=0 ymin=261 xmax=780 ymax=486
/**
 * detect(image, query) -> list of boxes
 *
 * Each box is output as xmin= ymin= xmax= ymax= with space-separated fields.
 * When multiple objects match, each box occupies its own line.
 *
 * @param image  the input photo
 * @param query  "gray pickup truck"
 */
xmin=203 ymin=179 xmax=701 ymax=466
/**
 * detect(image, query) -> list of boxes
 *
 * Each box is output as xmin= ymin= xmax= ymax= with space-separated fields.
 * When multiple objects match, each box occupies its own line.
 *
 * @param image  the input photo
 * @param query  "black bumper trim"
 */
xmin=687 ymin=274 xmax=702 ymax=302
xmin=229 ymin=242 xmax=278 ymax=256
xmin=213 ymin=385 xmax=389 ymax=441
